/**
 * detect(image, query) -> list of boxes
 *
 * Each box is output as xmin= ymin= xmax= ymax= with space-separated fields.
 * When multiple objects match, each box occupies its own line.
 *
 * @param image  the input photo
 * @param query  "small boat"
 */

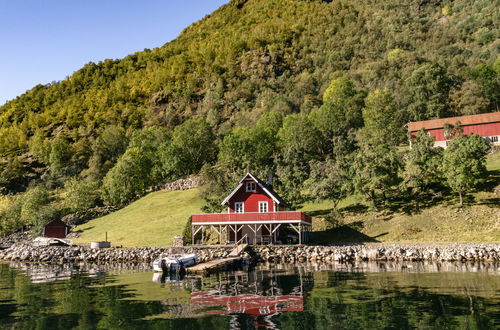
xmin=153 ymin=253 xmax=197 ymax=273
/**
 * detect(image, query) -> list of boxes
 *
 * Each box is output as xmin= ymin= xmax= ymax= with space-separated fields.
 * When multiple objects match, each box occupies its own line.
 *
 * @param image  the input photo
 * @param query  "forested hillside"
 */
xmin=0 ymin=0 xmax=498 ymax=235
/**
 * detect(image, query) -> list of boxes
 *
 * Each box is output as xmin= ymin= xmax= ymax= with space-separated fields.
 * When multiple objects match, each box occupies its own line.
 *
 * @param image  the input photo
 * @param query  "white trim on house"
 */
xmin=192 ymin=220 xmax=312 ymax=226
xmin=234 ymin=202 xmax=244 ymax=213
xmin=221 ymin=173 xmax=282 ymax=206
xmin=246 ymin=181 xmax=256 ymax=192
xmin=259 ymin=201 xmax=268 ymax=213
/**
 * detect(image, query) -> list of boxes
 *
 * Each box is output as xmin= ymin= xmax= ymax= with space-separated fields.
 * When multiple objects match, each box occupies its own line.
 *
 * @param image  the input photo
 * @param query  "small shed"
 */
xmin=43 ymin=219 xmax=70 ymax=239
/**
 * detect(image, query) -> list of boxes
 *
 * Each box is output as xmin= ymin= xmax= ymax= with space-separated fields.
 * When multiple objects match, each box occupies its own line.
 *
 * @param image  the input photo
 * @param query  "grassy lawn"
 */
xmin=486 ymin=150 xmax=500 ymax=171
xmin=73 ymin=189 xmax=204 ymax=247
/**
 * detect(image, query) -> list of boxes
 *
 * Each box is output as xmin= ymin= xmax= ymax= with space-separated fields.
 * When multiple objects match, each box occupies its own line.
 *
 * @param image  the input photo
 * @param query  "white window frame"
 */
xmin=259 ymin=201 xmax=268 ymax=213
xmin=246 ymin=181 xmax=256 ymax=192
xmin=234 ymin=202 xmax=244 ymax=213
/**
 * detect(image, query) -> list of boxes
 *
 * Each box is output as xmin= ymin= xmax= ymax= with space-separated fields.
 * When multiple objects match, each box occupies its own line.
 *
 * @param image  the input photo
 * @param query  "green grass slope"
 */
xmin=73 ymin=189 xmax=203 ymax=247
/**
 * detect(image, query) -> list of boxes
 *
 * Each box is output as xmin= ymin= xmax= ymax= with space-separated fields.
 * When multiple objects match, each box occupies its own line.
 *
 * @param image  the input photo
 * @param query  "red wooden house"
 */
xmin=408 ymin=111 xmax=500 ymax=148
xmin=43 ymin=219 xmax=70 ymax=239
xmin=191 ymin=173 xmax=312 ymax=245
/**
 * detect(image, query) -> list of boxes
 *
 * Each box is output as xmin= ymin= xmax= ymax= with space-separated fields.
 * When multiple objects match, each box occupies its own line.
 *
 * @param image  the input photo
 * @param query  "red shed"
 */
xmin=43 ymin=219 xmax=70 ymax=239
xmin=408 ymin=112 xmax=500 ymax=148
xmin=192 ymin=173 xmax=312 ymax=245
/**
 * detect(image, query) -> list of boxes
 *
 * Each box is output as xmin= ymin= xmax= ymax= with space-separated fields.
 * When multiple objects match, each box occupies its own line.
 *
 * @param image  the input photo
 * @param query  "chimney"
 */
xmin=267 ymin=171 xmax=273 ymax=187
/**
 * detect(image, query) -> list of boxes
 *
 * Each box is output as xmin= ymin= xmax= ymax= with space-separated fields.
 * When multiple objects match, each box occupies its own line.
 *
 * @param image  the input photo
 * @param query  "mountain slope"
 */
xmin=1 ymin=0 xmax=498 ymax=154
xmin=0 ymin=0 xmax=498 ymax=237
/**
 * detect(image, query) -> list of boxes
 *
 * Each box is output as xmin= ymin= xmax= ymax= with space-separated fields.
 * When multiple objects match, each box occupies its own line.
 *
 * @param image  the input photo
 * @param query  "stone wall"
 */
xmin=252 ymin=244 xmax=500 ymax=263
xmin=145 ymin=176 xmax=200 ymax=194
xmin=0 ymin=244 xmax=236 ymax=263
xmin=0 ymin=243 xmax=499 ymax=264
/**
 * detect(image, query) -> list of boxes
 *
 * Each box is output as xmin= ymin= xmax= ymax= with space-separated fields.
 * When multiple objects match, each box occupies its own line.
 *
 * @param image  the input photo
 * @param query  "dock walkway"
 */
xmin=186 ymin=257 xmax=241 ymax=274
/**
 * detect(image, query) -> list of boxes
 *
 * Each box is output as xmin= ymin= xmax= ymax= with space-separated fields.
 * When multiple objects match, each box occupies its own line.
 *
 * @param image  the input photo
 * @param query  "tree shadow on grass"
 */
xmin=340 ymin=203 xmax=369 ymax=214
xmin=383 ymin=187 xmax=456 ymax=215
xmin=481 ymin=168 xmax=500 ymax=191
xmin=475 ymin=197 xmax=500 ymax=207
xmin=307 ymin=208 xmax=333 ymax=217
xmin=71 ymin=226 xmax=94 ymax=235
xmin=307 ymin=203 xmax=369 ymax=217
xmin=310 ymin=225 xmax=385 ymax=245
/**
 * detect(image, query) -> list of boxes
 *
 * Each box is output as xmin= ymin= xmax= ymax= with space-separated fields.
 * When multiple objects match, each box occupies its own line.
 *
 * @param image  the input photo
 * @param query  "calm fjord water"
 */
xmin=0 ymin=262 xmax=498 ymax=329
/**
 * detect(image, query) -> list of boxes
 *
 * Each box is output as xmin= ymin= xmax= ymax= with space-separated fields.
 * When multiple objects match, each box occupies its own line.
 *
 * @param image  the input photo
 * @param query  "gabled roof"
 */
xmin=221 ymin=173 xmax=286 ymax=206
xmin=44 ymin=219 xmax=70 ymax=227
xmin=408 ymin=112 xmax=500 ymax=132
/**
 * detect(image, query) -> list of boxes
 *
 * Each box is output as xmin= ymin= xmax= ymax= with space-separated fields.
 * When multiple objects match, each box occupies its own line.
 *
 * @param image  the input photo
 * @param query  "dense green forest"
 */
xmin=0 ymin=0 xmax=498 ymax=235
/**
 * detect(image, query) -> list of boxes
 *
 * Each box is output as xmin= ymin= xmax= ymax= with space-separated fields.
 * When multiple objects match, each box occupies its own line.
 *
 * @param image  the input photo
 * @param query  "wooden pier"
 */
xmin=186 ymin=243 xmax=248 ymax=275
xmin=186 ymin=257 xmax=242 ymax=274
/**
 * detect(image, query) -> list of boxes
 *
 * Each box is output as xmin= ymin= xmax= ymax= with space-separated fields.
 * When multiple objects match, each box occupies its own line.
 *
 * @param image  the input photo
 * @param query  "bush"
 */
xmin=182 ymin=216 xmax=192 ymax=245
xmin=62 ymin=178 xmax=100 ymax=213
xmin=20 ymin=186 xmax=59 ymax=235
xmin=0 ymin=196 xmax=23 ymax=235
xmin=103 ymin=148 xmax=153 ymax=206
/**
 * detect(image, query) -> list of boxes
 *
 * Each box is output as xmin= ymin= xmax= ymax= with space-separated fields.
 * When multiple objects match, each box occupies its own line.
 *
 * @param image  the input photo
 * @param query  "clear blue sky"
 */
xmin=0 ymin=0 xmax=229 ymax=105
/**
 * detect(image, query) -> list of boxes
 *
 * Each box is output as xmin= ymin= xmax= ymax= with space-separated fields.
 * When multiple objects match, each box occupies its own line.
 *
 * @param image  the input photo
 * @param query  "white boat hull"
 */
xmin=153 ymin=254 xmax=197 ymax=273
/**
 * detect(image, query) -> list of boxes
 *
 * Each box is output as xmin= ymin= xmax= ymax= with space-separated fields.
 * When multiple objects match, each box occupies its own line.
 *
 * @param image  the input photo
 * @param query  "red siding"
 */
xmin=228 ymin=179 xmax=276 ymax=212
xmin=411 ymin=122 xmax=500 ymax=141
xmin=43 ymin=220 xmax=69 ymax=239
xmin=192 ymin=211 xmax=312 ymax=224
xmin=408 ymin=112 xmax=500 ymax=131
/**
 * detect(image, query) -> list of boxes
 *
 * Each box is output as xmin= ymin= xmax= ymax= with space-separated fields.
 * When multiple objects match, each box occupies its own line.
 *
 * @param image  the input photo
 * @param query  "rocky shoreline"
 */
xmin=1 ymin=243 xmax=499 ymax=264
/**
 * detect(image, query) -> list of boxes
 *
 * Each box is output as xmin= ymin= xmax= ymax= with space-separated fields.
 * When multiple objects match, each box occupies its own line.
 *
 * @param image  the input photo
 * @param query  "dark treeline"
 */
xmin=0 ymin=0 xmax=498 ymax=234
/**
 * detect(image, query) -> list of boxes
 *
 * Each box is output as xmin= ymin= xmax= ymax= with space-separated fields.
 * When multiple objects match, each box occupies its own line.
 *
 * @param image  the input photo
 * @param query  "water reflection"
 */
xmin=0 ymin=261 xmax=499 ymax=329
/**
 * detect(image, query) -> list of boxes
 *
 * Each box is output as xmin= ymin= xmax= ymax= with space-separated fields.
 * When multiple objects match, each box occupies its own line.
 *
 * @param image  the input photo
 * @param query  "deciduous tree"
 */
xmin=401 ymin=130 xmax=442 ymax=210
xmin=442 ymin=134 xmax=490 ymax=206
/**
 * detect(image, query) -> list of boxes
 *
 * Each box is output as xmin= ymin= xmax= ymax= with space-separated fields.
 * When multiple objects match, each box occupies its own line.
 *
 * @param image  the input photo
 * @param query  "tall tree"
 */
xmin=403 ymin=63 xmax=454 ymax=121
xmin=218 ymin=111 xmax=281 ymax=175
xmin=160 ymin=118 xmax=217 ymax=178
xmin=449 ymin=80 xmax=490 ymax=115
xmin=310 ymin=76 xmax=365 ymax=156
xmin=49 ymin=135 xmax=73 ymax=176
xmin=103 ymin=147 xmax=153 ymax=206
xmin=84 ymin=126 xmax=129 ymax=181
xmin=441 ymin=134 xmax=490 ymax=206
xmin=362 ymin=89 xmax=403 ymax=146
xmin=401 ymin=130 xmax=443 ymax=210
xmin=275 ymin=113 xmax=322 ymax=207
xmin=470 ymin=63 xmax=499 ymax=112
xmin=307 ymin=157 xmax=352 ymax=212
xmin=352 ymin=142 xmax=402 ymax=210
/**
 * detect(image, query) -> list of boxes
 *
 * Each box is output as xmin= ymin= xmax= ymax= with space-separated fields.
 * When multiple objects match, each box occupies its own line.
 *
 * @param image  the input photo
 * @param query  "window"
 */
xmin=234 ymin=202 xmax=244 ymax=213
xmin=490 ymin=136 xmax=498 ymax=143
xmin=246 ymin=181 xmax=256 ymax=192
xmin=259 ymin=201 xmax=268 ymax=213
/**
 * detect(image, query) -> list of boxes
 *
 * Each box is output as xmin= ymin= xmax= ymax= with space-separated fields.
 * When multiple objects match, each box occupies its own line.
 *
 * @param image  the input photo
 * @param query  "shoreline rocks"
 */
xmin=252 ymin=244 xmax=500 ymax=263
xmin=0 ymin=243 xmax=498 ymax=264
xmin=0 ymin=244 xmax=238 ymax=264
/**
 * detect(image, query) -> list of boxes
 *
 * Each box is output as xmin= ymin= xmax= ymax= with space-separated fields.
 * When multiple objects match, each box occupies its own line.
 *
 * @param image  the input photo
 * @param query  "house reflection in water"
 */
xmin=189 ymin=267 xmax=308 ymax=327
xmin=191 ymin=291 xmax=303 ymax=315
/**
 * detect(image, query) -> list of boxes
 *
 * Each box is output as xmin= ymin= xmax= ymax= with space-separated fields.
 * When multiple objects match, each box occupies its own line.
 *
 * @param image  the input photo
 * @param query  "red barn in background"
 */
xmin=192 ymin=173 xmax=312 ymax=245
xmin=43 ymin=219 xmax=70 ymax=238
xmin=408 ymin=112 xmax=500 ymax=148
